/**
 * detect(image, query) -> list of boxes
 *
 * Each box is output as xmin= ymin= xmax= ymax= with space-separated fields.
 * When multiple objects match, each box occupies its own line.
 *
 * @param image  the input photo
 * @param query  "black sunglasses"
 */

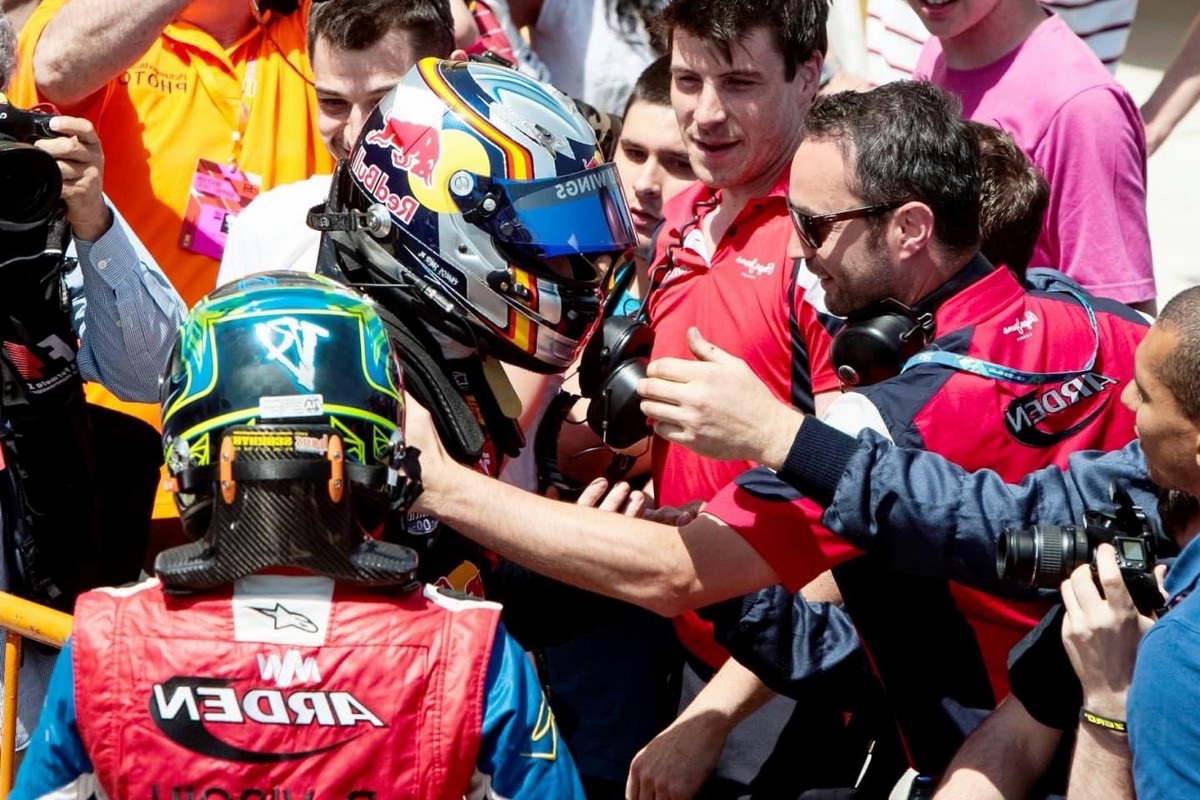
xmin=787 ymin=199 xmax=906 ymax=250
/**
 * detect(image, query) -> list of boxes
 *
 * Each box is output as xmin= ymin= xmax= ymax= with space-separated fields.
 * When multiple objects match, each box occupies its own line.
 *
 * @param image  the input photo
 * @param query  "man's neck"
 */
xmin=940 ymin=0 xmax=1047 ymax=70
xmin=177 ymin=2 xmax=259 ymax=48
xmin=701 ymin=159 xmax=789 ymax=252
xmin=1176 ymin=528 xmax=1200 ymax=555
xmin=897 ymin=252 xmax=975 ymax=309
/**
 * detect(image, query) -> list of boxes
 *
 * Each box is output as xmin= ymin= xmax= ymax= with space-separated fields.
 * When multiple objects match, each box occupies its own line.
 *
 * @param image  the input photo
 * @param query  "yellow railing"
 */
xmin=0 ymin=593 xmax=72 ymax=799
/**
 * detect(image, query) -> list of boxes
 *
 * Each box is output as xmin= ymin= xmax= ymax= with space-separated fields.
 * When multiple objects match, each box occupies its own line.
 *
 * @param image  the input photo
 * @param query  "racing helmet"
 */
xmin=157 ymin=273 xmax=420 ymax=589
xmin=325 ymin=58 xmax=638 ymax=374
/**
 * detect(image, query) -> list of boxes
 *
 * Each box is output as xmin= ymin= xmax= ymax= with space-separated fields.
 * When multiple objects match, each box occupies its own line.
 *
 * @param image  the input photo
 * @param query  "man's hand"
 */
xmin=572 ymin=477 xmax=704 ymax=526
xmin=642 ymin=499 xmax=702 ymax=527
xmin=638 ymin=327 xmax=804 ymax=467
xmin=404 ymin=395 xmax=463 ymax=516
xmin=35 ymin=116 xmax=112 ymax=241
xmin=626 ymin=711 xmax=725 ymax=800
xmin=1060 ymin=544 xmax=1157 ymax=718
xmin=575 ymin=477 xmax=646 ymax=518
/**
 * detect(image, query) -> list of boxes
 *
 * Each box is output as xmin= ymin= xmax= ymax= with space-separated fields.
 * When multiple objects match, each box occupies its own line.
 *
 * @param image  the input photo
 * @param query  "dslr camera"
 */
xmin=997 ymin=488 xmax=1164 ymax=615
xmin=0 ymin=103 xmax=65 ymax=231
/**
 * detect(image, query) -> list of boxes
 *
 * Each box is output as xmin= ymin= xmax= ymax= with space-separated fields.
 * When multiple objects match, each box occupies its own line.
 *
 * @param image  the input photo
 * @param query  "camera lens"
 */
xmin=997 ymin=524 xmax=1092 ymax=588
xmin=0 ymin=142 xmax=63 ymax=230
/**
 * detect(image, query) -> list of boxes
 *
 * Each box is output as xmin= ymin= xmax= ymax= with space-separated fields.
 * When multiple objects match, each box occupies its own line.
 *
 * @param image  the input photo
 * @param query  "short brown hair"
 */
xmin=804 ymin=82 xmax=981 ymax=256
xmin=307 ymin=0 xmax=455 ymax=62
xmin=624 ymin=54 xmax=672 ymax=116
xmin=654 ymin=0 xmax=829 ymax=82
xmin=969 ymin=121 xmax=1049 ymax=282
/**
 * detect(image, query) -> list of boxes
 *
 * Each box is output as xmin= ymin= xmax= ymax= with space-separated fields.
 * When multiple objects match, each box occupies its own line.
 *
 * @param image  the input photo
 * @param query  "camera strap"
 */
xmin=0 ymin=218 xmax=105 ymax=608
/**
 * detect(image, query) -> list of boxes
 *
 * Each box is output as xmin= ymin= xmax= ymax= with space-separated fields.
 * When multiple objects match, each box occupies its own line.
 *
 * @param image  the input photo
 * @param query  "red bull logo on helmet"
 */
xmin=351 ymin=149 xmax=420 ymax=226
xmin=363 ymin=120 xmax=442 ymax=188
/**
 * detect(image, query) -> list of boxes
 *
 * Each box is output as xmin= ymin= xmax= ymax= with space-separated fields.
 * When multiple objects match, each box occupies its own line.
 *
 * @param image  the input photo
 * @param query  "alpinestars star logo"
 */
xmin=252 ymin=603 xmax=319 ymax=633
xmin=255 ymin=318 xmax=330 ymax=391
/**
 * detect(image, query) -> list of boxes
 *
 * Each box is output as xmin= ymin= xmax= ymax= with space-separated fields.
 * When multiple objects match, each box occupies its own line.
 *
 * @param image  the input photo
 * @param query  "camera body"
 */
xmin=0 ymin=104 xmax=58 ymax=144
xmin=0 ymin=103 xmax=64 ymax=232
xmin=997 ymin=489 xmax=1164 ymax=615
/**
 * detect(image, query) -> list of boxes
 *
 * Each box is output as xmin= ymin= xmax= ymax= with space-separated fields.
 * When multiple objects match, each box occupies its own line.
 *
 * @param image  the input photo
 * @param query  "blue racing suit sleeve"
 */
xmin=475 ymin=622 xmax=585 ymax=799
xmin=717 ymin=421 xmax=1155 ymax=696
xmin=11 ymin=639 xmax=96 ymax=800
xmin=778 ymin=416 xmax=1158 ymax=594
xmin=16 ymin=629 xmax=586 ymax=800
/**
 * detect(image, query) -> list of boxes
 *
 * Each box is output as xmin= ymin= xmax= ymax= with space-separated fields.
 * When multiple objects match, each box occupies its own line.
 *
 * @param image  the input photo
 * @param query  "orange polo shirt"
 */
xmin=13 ymin=0 xmax=334 ymax=307
xmin=12 ymin=0 xmax=335 ymax=516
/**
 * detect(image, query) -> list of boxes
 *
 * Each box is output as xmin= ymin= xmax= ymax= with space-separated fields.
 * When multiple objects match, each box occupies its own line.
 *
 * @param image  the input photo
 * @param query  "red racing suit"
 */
xmin=73 ymin=576 xmax=498 ymax=799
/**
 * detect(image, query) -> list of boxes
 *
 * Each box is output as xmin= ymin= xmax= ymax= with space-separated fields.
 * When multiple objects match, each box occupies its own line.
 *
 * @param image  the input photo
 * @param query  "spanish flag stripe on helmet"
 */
xmin=418 ymin=59 xmax=533 ymax=181
xmin=508 ymin=270 xmax=537 ymax=354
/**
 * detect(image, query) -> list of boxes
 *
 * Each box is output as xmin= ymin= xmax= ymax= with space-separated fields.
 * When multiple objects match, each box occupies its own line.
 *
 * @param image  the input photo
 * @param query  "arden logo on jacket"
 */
xmin=1004 ymin=371 xmax=1120 ymax=446
xmin=150 ymin=673 xmax=386 ymax=761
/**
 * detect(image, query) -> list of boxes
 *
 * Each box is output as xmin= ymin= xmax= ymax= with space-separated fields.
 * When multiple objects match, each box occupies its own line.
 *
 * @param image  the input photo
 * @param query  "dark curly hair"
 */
xmin=654 ymin=0 xmax=829 ymax=81
xmin=1156 ymin=286 xmax=1200 ymax=422
xmin=308 ymin=0 xmax=454 ymax=60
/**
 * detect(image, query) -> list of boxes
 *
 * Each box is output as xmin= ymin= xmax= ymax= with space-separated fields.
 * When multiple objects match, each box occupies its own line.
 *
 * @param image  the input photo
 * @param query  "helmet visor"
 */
xmin=461 ymin=162 xmax=637 ymax=260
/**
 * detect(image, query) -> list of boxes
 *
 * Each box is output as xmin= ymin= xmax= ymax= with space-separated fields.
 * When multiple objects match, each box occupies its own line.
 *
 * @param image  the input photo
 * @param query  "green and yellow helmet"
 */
xmin=160 ymin=272 xmax=407 ymax=538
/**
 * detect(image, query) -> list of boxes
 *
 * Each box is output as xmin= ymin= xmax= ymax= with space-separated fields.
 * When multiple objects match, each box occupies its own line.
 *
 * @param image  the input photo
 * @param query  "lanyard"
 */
xmin=900 ymin=287 xmax=1100 ymax=385
xmin=186 ymin=36 xmax=259 ymax=168
xmin=231 ymin=59 xmax=257 ymax=167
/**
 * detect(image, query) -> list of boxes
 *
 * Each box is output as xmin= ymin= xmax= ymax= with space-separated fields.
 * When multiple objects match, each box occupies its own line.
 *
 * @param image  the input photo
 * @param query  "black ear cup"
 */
xmin=831 ymin=308 xmax=931 ymax=387
xmin=586 ymin=358 xmax=652 ymax=448
xmin=579 ymin=315 xmax=654 ymax=395
xmin=578 ymin=316 xmax=656 ymax=447
xmin=829 ymin=259 xmax=1001 ymax=387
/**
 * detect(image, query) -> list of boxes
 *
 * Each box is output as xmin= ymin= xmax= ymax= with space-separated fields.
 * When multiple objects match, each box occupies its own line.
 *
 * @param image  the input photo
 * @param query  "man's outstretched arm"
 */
xmin=933 ymin=695 xmax=1063 ymax=800
xmin=405 ymin=402 xmax=781 ymax=618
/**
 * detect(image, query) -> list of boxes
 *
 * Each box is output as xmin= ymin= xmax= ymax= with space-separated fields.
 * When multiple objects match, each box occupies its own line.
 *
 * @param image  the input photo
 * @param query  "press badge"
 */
xmin=179 ymin=159 xmax=261 ymax=260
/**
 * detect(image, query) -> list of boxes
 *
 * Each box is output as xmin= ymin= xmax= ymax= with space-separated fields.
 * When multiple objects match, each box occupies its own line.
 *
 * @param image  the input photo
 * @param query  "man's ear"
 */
xmin=449 ymin=49 xmax=470 ymax=63
xmin=892 ymin=201 xmax=934 ymax=260
xmin=793 ymin=51 xmax=824 ymax=99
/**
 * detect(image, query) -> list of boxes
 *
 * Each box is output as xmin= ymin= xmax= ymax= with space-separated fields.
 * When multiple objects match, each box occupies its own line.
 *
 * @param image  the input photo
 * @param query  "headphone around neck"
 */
xmin=830 ymin=256 xmax=995 ymax=388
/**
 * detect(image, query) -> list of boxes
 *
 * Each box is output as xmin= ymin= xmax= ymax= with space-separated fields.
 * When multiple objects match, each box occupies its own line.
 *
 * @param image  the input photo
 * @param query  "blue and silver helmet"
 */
xmin=332 ymin=58 xmax=638 ymax=373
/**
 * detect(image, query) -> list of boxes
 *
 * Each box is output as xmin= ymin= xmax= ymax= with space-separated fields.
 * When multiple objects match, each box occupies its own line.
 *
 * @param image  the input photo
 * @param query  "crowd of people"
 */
xmin=0 ymin=0 xmax=1199 ymax=798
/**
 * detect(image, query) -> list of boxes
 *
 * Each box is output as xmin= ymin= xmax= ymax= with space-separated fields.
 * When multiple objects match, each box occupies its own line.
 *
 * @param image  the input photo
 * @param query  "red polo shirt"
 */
xmin=645 ymin=169 xmax=840 ymax=667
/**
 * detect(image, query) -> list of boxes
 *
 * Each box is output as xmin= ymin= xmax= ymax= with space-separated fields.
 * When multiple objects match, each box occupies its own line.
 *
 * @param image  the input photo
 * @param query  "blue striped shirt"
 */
xmin=67 ymin=202 xmax=186 ymax=402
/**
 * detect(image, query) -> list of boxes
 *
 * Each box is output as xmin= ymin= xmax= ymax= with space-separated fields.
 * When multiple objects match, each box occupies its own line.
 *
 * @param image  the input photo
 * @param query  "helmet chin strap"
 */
xmin=481 ymin=356 xmax=523 ymax=421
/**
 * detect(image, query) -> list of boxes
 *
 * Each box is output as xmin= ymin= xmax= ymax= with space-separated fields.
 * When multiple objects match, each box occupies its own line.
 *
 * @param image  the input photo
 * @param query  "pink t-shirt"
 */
xmin=916 ymin=14 xmax=1154 ymax=304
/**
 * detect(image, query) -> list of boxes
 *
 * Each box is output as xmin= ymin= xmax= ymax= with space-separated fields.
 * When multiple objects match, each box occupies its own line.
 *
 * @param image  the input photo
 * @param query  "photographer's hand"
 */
xmin=1061 ymin=545 xmax=1147 ymax=800
xmin=36 ymin=116 xmax=112 ymax=242
xmin=1060 ymin=545 xmax=1154 ymax=718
